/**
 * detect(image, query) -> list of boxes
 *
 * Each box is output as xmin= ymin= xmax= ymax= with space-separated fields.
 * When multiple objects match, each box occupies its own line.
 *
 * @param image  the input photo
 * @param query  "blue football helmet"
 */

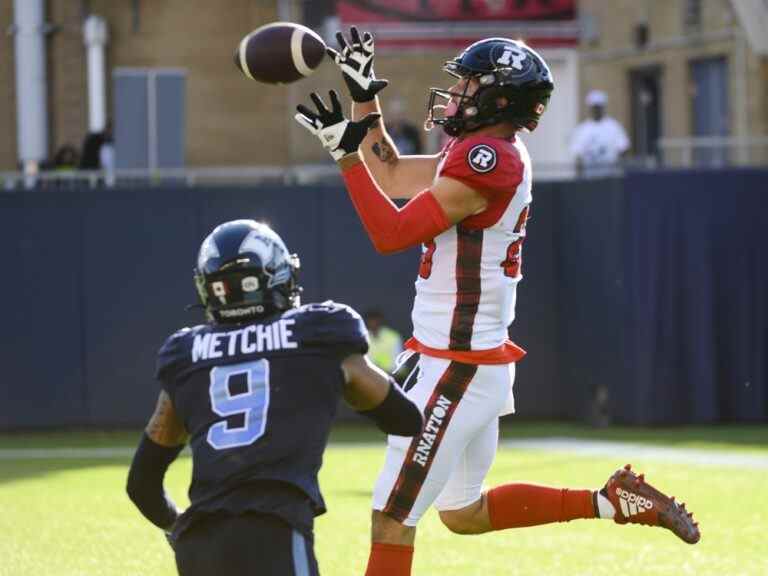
xmin=194 ymin=220 xmax=301 ymax=323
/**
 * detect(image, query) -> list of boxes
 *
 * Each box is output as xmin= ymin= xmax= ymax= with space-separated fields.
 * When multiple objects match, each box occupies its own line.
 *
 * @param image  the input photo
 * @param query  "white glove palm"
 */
xmin=295 ymin=90 xmax=380 ymax=161
xmin=326 ymin=27 xmax=388 ymax=103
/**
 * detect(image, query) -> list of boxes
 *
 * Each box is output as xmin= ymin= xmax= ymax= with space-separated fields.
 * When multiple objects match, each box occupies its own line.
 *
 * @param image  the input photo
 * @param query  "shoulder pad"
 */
xmin=440 ymin=136 xmax=523 ymax=195
xmin=286 ymin=301 xmax=369 ymax=355
xmin=155 ymin=325 xmax=202 ymax=383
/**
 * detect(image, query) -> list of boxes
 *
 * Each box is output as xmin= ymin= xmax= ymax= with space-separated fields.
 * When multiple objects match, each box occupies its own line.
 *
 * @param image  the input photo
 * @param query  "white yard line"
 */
xmin=501 ymin=437 xmax=768 ymax=470
xmin=0 ymin=438 xmax=766 ymax=470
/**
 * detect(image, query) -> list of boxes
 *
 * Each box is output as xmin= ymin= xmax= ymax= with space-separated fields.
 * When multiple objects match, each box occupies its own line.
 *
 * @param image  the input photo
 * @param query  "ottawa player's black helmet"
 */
xmin=426 ymin=38 xmax=554 ymax=136
xmin=194 ymin=220 xmax=301 ymax=324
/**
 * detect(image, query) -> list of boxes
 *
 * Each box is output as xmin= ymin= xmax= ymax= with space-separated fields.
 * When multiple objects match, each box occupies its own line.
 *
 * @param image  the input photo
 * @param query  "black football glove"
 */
xmin=326 ymin=27 xmax=388 ymax=103
xmin=295 ymin=90 xmax=380 ymax=161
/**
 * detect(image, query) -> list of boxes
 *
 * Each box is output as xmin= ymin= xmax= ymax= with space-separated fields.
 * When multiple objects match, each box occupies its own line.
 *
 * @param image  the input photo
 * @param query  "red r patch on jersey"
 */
xmin=467 ymin=144 xmax=498 ymax=173
xmin=438 ymin=136 xmax=524 ymax=229
xmin=439 ymin=136 xmax=522 ymax=196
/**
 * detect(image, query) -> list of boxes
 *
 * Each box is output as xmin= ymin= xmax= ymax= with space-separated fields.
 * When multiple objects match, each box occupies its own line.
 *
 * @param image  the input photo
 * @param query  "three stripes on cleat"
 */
xmin=615 ymin=486 xmax=653 ymax=517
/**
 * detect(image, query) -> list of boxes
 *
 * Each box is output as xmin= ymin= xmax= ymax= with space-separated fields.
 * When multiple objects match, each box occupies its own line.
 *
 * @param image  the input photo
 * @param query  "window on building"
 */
xmin=683 ymin=0 xmax=702 ymax=31
xmin=633 ymin=22 xmax=650 ymax=49
xmin=580 ymin=11 xmax=600 ymax=46
xmin=629 ymin=66 xmax=663 ymax=161
xmin=690 ymin=56 xmax=729 ymax=166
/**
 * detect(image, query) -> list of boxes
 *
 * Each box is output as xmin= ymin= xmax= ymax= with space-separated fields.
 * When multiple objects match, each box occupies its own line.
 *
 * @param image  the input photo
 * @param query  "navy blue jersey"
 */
xmin=156 ymin=301 xmax=368 ymax=536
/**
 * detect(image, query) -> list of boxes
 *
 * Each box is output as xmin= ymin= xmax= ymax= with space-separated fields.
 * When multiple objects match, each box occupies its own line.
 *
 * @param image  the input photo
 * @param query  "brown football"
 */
xmin=234 ymin=22 xmax=326 ymax=84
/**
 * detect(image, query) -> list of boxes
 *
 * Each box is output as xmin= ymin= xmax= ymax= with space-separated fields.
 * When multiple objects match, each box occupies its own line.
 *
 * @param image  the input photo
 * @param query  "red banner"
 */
xmin=337 ymin=0 xmax=576 ymax=22
xmin=333 ymin=0 xmax=578 ymax=50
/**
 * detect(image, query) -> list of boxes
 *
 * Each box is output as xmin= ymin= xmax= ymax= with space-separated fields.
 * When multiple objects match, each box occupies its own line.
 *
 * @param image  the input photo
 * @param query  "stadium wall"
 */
xmin=1 ymin=171 xmax=766 ymax=429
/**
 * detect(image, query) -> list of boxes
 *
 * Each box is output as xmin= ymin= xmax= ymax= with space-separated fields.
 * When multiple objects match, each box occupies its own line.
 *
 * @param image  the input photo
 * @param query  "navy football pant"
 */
xmin=174 ymin=512 xmax=319 ymax=576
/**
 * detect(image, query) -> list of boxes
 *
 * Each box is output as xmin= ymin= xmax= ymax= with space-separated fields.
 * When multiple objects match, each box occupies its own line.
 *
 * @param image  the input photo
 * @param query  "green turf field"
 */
xmin=1 ymin=423 xmax=766 ymax=575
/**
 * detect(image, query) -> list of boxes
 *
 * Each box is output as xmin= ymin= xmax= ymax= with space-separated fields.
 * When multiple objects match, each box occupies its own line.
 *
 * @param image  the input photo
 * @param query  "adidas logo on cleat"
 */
xmin=604 ymin=464 xmax=700 ymax=543
xmin=616 ymin=487 xmax=653 ymax=517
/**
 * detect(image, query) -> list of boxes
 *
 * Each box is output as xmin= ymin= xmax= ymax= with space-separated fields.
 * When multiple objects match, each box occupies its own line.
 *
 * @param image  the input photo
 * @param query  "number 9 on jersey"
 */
xmin=207 ymin=360 xmax=270 ymax=450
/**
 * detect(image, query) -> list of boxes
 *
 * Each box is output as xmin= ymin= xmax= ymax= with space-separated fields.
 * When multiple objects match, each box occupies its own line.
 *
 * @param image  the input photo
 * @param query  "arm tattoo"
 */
xmin=371 ymin=138 xmax=398 ymax=165
xmin=146 ymin=391 xmax=187 ymax=446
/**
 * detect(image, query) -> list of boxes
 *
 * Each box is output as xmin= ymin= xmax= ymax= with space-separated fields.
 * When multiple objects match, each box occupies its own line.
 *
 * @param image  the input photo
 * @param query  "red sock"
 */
xmin=364 ymin=543 xmax=414 ymax=576
xmin=487 ymin=483 xmax=596 ymax=530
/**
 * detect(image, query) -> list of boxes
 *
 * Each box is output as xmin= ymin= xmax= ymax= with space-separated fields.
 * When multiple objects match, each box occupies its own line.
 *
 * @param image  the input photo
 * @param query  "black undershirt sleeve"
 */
xmin=126 ymin=433 xmax=184 ymax=530
xmin=359 ymin=379 xmax=424 ymax=436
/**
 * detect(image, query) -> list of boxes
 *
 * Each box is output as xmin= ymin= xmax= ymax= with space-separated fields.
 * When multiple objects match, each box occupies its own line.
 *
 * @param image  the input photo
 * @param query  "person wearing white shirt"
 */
xmin=570 ymin=90 xmax=629 ymax=178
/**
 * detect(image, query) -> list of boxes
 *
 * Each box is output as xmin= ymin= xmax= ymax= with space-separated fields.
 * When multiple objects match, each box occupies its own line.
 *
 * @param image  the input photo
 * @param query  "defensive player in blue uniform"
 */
xmin=126 ymin=220 xmax=423 ymax=576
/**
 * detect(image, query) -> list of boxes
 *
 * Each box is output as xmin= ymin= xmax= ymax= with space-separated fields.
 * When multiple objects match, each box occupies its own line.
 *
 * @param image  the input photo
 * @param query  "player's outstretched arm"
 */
xmin=335 ymin=152 xmax=487 ymax=254
xmin=341 ymin=354 xmax=423 ymax=436
xmin=295 ymin=92 xmax=486 ymax=254
xmin=356 ymin=100 xmax=441 ymax=200
xmin=126 ymin=391 xmax=187 ymax=532
xmin=327 ymin=27 xmax=439 ymax=199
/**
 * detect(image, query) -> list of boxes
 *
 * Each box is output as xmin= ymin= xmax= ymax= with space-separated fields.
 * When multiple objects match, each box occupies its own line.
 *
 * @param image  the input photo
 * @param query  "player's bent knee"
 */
xmin=439 ymin=503 xmax=491 ymax=535
xmin=439 ymin=510 xmax=482 ymax=535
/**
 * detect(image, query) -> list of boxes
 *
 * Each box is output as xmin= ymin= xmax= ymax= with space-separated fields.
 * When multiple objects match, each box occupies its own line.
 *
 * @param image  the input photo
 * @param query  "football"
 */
xmin=234 ymin=22 xmax=326 ymax=84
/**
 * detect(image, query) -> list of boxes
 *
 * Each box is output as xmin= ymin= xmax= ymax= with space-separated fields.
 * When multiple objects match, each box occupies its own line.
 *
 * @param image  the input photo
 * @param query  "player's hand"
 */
xmin=295 ymin=90 xmax=380 ymax=161
xmin=326 ymin=27 xmax=388 ymax=103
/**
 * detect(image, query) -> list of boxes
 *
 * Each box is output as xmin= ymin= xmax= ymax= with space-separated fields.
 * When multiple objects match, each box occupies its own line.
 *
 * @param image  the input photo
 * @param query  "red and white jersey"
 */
xmin=407 ymin=135 xmax=531 ymax=364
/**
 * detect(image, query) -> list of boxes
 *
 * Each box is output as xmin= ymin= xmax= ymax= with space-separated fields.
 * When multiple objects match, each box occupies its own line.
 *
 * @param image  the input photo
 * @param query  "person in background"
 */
xmin=99 ymin=120 xmax=116 ymax=185
xmin=99 ymin=120 xmax=115 ymax=173
xmin=570 ymin=90 xmax=629 ymax=178
xmin=79 ymin=131 xmax=105 ymax=170
xmin=79 ymin=119 xmax=114 ymax=171
xmin=364 ymin=308 xmax=404 ymax=372
xmin=52 ymin=144 xmax=80 ymax=171
xmin=384 ymin=98 xmax=422 ymax=156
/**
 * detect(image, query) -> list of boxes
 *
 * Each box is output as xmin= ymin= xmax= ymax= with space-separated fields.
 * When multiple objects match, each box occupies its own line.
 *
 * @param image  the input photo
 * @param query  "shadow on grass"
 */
xmin=0 ymin=456 xmax=134 ymax=487
xmin=329 ymin=419 xmax=768 ymax=450
xmin=0 ymin=420 xmax=765 ymax=487
xmin=2 ymin=421 xmax=767 ymax=449
xmin=0 ymin=429 xmax=144 ymax=449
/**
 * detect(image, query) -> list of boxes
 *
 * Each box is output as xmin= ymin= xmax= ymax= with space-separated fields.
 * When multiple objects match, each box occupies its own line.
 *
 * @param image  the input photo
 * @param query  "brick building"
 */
xmin=1 ymin=0 xmax=581 ymax=174
xmin=578 ymin=0 xmax=768 ymax=166
xmin=2 ymin=1 xmax=764 ymax=173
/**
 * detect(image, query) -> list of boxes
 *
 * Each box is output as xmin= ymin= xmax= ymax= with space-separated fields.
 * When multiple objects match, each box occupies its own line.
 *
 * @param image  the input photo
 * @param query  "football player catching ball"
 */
xmin=296 ymin=28 xmax=700 ymax=576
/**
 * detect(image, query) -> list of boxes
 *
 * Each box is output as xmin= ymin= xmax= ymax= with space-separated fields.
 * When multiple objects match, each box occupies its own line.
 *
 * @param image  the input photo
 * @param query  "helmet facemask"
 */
xmin=425 ymin=65 xmax=489 ymax=137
